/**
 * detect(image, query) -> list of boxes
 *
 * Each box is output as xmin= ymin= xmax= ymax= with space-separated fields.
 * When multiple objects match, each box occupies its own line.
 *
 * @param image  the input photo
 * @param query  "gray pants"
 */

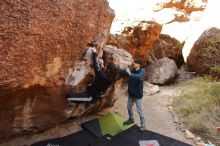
xmin=127 ymin=96 xmax=145 ymax=126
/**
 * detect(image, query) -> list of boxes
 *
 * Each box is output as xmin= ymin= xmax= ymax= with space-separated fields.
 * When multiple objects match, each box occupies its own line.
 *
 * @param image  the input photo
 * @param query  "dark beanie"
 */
xmin=134 ymin=58 xmax=144 ymax=66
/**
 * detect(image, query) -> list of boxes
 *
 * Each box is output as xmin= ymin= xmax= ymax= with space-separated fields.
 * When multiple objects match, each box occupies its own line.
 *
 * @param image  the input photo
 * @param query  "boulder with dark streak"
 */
xmin=147 ymin=34 xmax=184 ymax=68
xmin=145 ymin=57 xmax=178 ymax=85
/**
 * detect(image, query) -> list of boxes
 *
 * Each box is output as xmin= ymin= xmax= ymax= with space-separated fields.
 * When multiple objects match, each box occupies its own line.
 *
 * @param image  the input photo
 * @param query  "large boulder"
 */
xmin=143 ymin=81 xmax=160 ymax=95
xmin=107 ymin=21 xmax=162 ymax=61
xmin=103 ymin=45 xmax=133 ymax=69
xmin=183 ymin=0 xmax=220 ymax=68
xmin=147 ymin=34 xmax=184 ymax=67
xmin=187 ymin=27 xmax=220 ymax=77
xmin=145 ymin=57 xmax=178 ymax=85
xmin=0 ymin=0 xmax=115 ymax=142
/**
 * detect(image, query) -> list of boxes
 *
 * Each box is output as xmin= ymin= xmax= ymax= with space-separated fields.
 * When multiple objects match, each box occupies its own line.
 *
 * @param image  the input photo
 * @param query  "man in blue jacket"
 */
xmin=120 ymin=58 xmax=146 ymax=131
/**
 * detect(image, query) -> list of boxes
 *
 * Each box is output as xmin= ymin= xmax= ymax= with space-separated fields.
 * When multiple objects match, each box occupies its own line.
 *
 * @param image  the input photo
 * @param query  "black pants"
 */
xmin=65 ymin=91 xmax=94 ymax=103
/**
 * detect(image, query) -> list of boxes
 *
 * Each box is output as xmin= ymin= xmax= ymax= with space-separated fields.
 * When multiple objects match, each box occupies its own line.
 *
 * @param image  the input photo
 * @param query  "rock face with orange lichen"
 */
xmin=107 ymin=21 xmax=162 ymax=62
xmin=0 ymin=0 xmax=115 ymax=142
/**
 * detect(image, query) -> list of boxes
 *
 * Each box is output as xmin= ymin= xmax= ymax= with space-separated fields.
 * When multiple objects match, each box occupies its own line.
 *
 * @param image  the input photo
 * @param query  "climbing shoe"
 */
xmin=123 ymin=118 xmax=134 ymax=125
xmin=140 ymin=125 xmax=146 ymax=131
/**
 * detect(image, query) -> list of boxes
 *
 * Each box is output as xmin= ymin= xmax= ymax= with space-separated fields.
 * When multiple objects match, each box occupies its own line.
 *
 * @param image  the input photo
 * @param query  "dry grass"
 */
xmin=173 ymin=77 xmax=220 ymax=145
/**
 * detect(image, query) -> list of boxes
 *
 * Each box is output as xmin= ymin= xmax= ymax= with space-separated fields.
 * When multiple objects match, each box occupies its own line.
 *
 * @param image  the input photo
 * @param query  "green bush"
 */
xmin=210 ymin=66 xmax=220 ymax=76
xmin=173 ymin=78 xmax=220 ymax=145
xmin=202 ymin=36 xmax=220 ymax=54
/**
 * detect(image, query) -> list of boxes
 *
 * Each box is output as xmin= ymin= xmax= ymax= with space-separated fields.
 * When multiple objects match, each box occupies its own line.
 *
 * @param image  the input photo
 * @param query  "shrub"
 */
xmin=173 ymin=78 xmax=220 ymax=145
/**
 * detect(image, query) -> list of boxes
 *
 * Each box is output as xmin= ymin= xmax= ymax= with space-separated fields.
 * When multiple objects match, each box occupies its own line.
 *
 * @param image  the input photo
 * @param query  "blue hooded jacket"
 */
xmin=120 ymin=68 xmax=145 ymax=99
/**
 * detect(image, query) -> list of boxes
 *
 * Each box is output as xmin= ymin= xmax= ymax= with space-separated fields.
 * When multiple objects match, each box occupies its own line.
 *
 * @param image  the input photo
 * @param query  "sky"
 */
xmin=107 ymin=0 xmax=204 ymax=42
xmin=107 ymin=0 xmax=163 ymax=33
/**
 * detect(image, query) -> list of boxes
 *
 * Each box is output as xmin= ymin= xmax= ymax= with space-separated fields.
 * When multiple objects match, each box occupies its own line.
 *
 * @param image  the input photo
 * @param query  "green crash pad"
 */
xmin=81 ymin=113 xmax=134 ymax=137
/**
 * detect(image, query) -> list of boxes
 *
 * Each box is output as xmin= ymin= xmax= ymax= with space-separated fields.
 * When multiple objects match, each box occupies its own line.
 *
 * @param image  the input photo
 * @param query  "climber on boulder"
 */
xmin=65 ymin=43 xmax=119 ymax=103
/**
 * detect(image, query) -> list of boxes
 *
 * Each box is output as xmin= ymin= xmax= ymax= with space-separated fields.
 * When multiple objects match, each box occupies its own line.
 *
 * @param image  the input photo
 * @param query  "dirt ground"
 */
xmin=0 ymin=83 xmax=194 ymax=146
xmin=114 ymin=83 xmax=193 ymax=145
